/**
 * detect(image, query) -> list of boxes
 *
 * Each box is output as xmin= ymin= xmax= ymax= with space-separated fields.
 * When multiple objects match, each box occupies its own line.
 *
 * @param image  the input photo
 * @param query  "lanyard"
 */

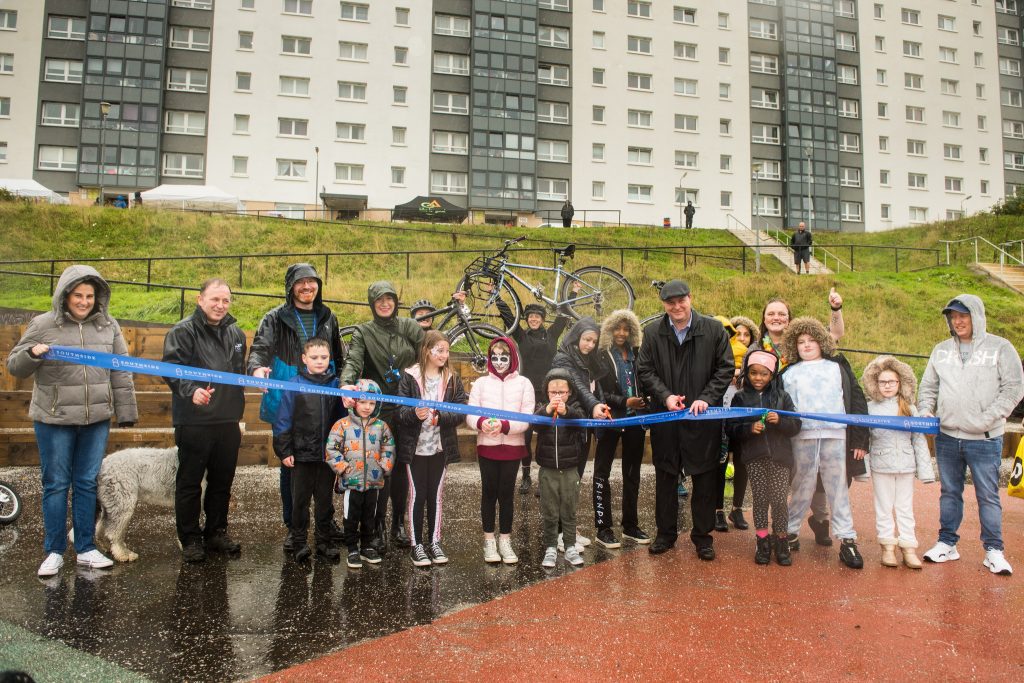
xmin=294 ymin=309 xmax=316 ymax=342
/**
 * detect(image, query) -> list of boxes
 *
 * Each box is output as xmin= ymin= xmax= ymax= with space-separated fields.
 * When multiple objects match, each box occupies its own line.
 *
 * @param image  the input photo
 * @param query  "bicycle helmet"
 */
xmin=523 ymin=303 xmax=546 ymax=320
xmin=410 ymin=298 xmax=436 ymax=315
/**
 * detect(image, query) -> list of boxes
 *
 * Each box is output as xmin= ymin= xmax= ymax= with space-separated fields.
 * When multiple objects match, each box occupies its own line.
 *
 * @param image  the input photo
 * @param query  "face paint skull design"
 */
xmin=490 ymin=352 xmax=511 ymax=373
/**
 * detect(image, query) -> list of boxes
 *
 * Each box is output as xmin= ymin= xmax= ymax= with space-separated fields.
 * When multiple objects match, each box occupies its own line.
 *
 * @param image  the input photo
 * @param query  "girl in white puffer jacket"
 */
xmin=862 ymin=356 xmax=936 ymax=570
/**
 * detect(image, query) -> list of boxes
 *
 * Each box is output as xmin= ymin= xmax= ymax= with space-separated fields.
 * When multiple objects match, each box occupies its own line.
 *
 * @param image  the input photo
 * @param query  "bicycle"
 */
xmin=0 ymin=480 xmax=22 ymax=526
xmin=641 ymin=280 xmax=667 ymax=327
xmin=440 ymin=237 xmax=635 ymax=335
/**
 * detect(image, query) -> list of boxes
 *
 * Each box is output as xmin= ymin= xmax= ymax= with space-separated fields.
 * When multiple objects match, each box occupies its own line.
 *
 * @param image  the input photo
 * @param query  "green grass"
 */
xmin=1 ymin=202 xmax=1021 ymax=375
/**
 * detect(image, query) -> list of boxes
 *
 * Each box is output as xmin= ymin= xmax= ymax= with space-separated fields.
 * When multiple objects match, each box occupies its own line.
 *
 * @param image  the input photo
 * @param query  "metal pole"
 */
xmin=98 ymin=102 xmax=111 ymax=206
xmin=804 ymin=145 xmax=813 ymax=232
xmin=314 ymin=146 xmax=320 ymax=218
xmin=753 ymin=172 xmax=761 ymax=273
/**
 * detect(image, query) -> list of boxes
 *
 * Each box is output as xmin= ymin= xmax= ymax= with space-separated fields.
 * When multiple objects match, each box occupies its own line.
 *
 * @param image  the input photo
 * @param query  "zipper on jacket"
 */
xmin=760 ymin=392 xmax=773 ymax=461
xmin=51 ymin=385 xmax=59 ymax=414
xmin=554 ymin=419 xmax=559 ymax=469
xmin=362 ymin=418 xmax=368 ymax=490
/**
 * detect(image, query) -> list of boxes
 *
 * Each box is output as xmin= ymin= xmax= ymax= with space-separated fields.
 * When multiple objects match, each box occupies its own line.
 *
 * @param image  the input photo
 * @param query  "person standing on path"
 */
xmin=790 ymin=222 xmax=812 ymax=274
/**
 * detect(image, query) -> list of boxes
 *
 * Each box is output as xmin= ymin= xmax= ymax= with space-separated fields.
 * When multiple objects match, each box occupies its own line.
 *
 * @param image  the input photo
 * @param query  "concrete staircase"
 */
xmin=726 ymin=226 xmax=832 ymax=274
xmin=975 ymin=263 xmax=1024 ymax=295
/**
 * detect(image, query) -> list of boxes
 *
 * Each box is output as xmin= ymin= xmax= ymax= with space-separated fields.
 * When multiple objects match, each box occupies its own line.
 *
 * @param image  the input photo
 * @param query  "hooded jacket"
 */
xmin=637 ymin=311 xmax=735 ymax=476
xmin=714 ymin=315 xmax=748 ymax=371
xmin=597 ymin=309 xmax=644 ymax=420
xmin=394 ymin=363 xmax=469 ymax=465
xmin=533 ymin=368 xmax=587 ymax=470
xmin=730 ymin=316 xmax=759 ymax=348
xmin=8 ymin=265 xmax=138 ymax=426
xmin=272 ymin=369 xmax=343 ymax=463
xmin=497 ymin=298 xmax=569 ymax=397
xmin=325 ymin=379 xmax=395 ymax=491
xmin=551 ymin=317 xmax=608 ymax=416
xmin=862 ymin=356 xmax=935 ymax=481
xmin=248 ymin=263 xmax=346 ymax=423
xmin=339 ymin=281 xmax=424 ymax=404
xmin=918 ymin=294 xmax=1024 ymax=440
xmin=725 ymin=355 xmax=801 ymax=468
xmin=466 ymin=336 xmax=535 ymax=460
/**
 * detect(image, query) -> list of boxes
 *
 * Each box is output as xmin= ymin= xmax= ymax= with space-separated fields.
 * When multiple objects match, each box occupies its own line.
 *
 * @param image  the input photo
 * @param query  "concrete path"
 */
xmin=726 ymin=226 xmax=832 ymax=274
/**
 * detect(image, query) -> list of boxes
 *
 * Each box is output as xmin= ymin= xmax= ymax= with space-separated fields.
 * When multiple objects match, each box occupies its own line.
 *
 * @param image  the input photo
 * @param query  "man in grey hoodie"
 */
xmin=918 ymin=294 xmax=1023 ymax=575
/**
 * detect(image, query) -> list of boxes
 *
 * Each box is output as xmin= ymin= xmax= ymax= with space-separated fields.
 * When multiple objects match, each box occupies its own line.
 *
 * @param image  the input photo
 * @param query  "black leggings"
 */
xmin=478 ymin=457 xmax=519 ymax=534
xmin=747 ymin=459 xmax=790 ymax=535
xmin=405 ymin=455 xmax=447 ymax=547
xmin=592 ymin=427 xmax=645 ymax=530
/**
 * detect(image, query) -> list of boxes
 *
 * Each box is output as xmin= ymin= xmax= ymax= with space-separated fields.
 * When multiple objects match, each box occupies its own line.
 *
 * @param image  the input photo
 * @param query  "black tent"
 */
xmin=392 ymin=195 xmax=468 ymax=223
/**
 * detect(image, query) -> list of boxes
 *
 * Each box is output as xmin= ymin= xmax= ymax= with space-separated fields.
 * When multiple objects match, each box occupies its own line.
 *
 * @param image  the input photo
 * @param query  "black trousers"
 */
xmin=174 ymin=422 xmax=241 ymax=546
xmin=593 ymin=427 xmax=645 ymax=530
xmin=373 ymin=413 xmax=406 ymax=531
xmin=406 ymin=455 xmax=448 ymax=546
xmin=715 ymin=456 xmax=748 ymax=510
xmin=654 ymin=465 xmax=717 ymax=549
xmin=479 ymin=457 xmax=519 ymax=534
xmin=578 ymin=432 xmax=592 ymax=478
xmin=290 ymin=461 xmax=335 ymax=546
xmin=343 ymin=488 xmax=378 ymax=551
xmin=521 ymin=426 xmax=534 ymax=470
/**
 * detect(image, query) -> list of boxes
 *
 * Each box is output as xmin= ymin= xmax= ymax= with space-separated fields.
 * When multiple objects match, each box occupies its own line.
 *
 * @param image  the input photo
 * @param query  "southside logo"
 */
xmin=419 ymin=199 xmax=446 ymax=216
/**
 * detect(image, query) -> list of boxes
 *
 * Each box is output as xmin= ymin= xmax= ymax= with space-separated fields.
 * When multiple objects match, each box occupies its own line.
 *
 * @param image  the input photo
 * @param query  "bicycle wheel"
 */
xmin=0 ymin=481 xmax=22 ymax=525
xmin=340 ymin=325 xmax=358 ymax=348
xmin=441 ymin=273 xmax=522 ymax=335
xmin=561 ymin=266 xmax=635 ymax=321
xmin=640 ymin=312 xmax=662 ymax=328
xmin=447 ymin=322 xmax=506 ymax=375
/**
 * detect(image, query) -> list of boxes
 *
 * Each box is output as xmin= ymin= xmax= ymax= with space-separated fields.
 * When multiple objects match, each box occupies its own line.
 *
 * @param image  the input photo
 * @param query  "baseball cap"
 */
xmin=942 ymin=300 xmax=970 ymax=315
xmin=659 ymin=279 xmax=691 ymax=301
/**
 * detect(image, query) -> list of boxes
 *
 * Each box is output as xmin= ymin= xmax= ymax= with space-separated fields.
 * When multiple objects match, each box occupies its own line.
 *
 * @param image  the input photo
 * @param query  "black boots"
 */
xmin=775 ymin=535 xmax=792 ymax=566
xmin=754 ymin=535 xmax=772 ymax=565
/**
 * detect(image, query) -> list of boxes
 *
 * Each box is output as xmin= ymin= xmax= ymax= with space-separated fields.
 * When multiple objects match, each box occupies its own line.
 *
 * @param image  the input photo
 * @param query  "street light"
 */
xmin=677 ymin=173 xmax=688 ymax=228
xmin=752 ymin=163 xmax=763 ymax=273
xmin=804 ymin=144 xmax=813 ymax=231
xmin=314 ymin=146 xmax=320 ymax=218
xmin=960 ymin=194 xmax=972 ymax=217
xmin=98 ymin=101 xmax=111 ymax=206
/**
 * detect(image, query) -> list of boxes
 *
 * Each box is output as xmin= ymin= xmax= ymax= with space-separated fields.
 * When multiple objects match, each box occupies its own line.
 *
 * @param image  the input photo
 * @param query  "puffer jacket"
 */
xmin=597 ymin=309 xmax=644 ymax=420
xmin=866 ymin=399 xmax=935 ymax=480
xmin=496 ymin=298 xmax=569 ymax=398
xmin=394 ymin=364 xmax=469 ymax=465
xmin=725 ymin=353 xmax=802 ymax=468
xmin=532 ymin=368 xmax=587 ymax=470
xmin=918 ymin=293 xmax=1024 ymax=439
xmin=7 ymin=265 xmax=138 ymax=426
xmin=272 ymin=370 xmax=343 ymax=463
xmin=551 ymin=317 xmax=608 ymax=416
xmin=247 ymin=263 xmax=346 ymax=423
xmin=466 ymin=336 xmax=535 ymax=459
xmin=325 ymin=379 xmax=395 ymax=491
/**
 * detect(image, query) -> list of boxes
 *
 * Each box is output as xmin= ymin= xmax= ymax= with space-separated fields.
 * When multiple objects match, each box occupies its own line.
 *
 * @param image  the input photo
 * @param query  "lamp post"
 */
xmin=314 ymin=146 xmax=320 ymax=219
xmin=752 ymin=163 xmax=763 ymax=273
xmin=677 ymin=172 xmax=687 ymax=228
xmin=98 ymin=101 xmax=111 ymax=206
xmin=960 ymin=194 xmax=972 ymax=218
xmin=804 ymin=144 xmax=813 ymax=231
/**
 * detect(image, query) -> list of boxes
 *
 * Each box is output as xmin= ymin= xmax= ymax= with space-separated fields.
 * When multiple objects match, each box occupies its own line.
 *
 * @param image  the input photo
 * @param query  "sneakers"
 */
xmin=807 ymin=516 xmax=833 ymax=547
xmin=556 ymin=533 xmax=584 ymax=554
xmin=595 ymin=528 xmax=621 ymax=549
xmin=427 ymin=541 xmax=448 ymax=565
xmin=76 ymin=549 xmax=114 ymax=569
xmin=294 ymin=545 xmax=312 ymax=562
xmin=411 ymin=544 xmax=432 ymax=567
xmin=316 ymin=543 xmax=340 ymax=561
xmin=38 ymin=552 xmax=64 ymax=577
xmin=714 ymin=510 xmax=729 ymax=532
xmin=923 ymin=541 xmax=960 ymax=563
xmin=839 ymin=539 xmax=864 ymax=569
xmin=346 ymin=551 xmax=362 ymax=568
xmin=754 ymin=536 xmax=772 ymax=565
xmin=677 ymin=480 xmax=689 ymax=498
xmin=564 ymin=546 xmax=584 ymax=567
xmin=205 ymin=532 xmax=241 ymax=555
xmin=391 ymin=524 xmax=411 ymax=549
xmin=728 ymin=509 xmax=749 ymax=530
xmin=787 ymin=534 xmax=800 ymax=552
xmin=181 ymin=542 xmax=206 ymax=563
xmin=497 ymin=535 xmax=518 ymax=564
xmin=983 ymin=549 xmax=1013 ymax=576
xmin=576 ymin=530 xmax=591 ymax=547
xmin=518 ymin=471 xmax=532 ymax=494
xmin=774 ymin=535 xmax=792 ymax=567
xmin=483 ymin=538 xmax=501 ymax=564
xmin=622 ymin=527 xmax=651 ymax=544
xmin=360 ymin=547 xmax=382 ymax=564
xmin=542 ymin=546 xmax=557 ymax=568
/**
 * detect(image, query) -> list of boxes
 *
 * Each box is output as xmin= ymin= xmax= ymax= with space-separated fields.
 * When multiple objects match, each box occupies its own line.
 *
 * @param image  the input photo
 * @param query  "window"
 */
xmin=837 ymin=64 xmax=858 ymax=84
xmin=628 ymin=110 xmax=653 ymax=128
xmin=592 ymin=106 xmax=605 ymax=123
xmin=334 ymin=163 xmax=364 ymax=182
xmin=840 ymin=133 xmax=860 ymax=152
xmin=592 ymin=182 xmax=605 ymax=200
xmin=395 ymin=7 xmax=409 ymax=24
xmin=538 ymin=140 xmax=569 ymax=163
xmin=998 ymin=27 xmax=1020 ymax=45
xmin=1001 ymin=58 xmax=1022 ymax=77
xmin=673 ymin=150 xmax=697 ymax=168
xmin=839 ymin=99 xmax=859 ymax=118
xmin=945 ymin=177 xmax=963 ymax=193
xmin=880 ymin=169 xmax=890 ymax=185
xmin=538 ymin=64 xmax=570 ymax=86
xmin=0 ymin=9 xmax=15 ymax=30
xmin=1006 ymin=152 xmax=1024 ymax=170
xmin=909 ymin=207 xmax=927 ymax=223
xmin=385 ymin=167 xmax=403 ymax=185
xmin=943 ymin=111 xmax=961 ymax=128
xmin=907 ymin=139 xmax=926 ymax=156
xmin=431 ymin=91 xmax=467 ymax=115
xmin=434 ymin=53 xmax=470 ymax=76
xmin=340 ymin=2 xmax=369 ymax=21
xmin=903 ymin=41 xmax=922 ymax=57
xmin=392 ymin=127 xmax=406 ymax=145
xmin=753 ymin=160 xmax=781 ymax=179
xmin=841 ymin=202 xmax=862 ymax=221
xmin=719 ymin=83 xmax=731 ymax=99
xmin=41 ymin=102 xmax=80 ymax=127
xmin=674 ymin=42 xmax=697 ymax=60
xmin=233 ymin=114 xmax=249 ymax=134
xmin=997 ymin=0 xmax=1019 ymax=13
xmin=879 ymin=135 xmax=889 ymax=152
xmin=981 ymin=180 xmax=990 ymax=195
xmin=908 ymin=173 xmax=927 ymax=189
xmin=47 ymin=16 xmax=86 ymax=40
xmin=627 ymin=185 xmax=653 ymax=202
xmin=719 ymin=47 xmax=731 ymax=64
xmin=980 ymin=148 xmax=989 ymax=163
xmin=592 ymin=143 xmax=605 ymax=161
xmin=941 ymin=79 xmax=959 ymax=96
xmin=168 ymin=68 xmax=208 ymax=93
xmin=432 ymin=131 xmax=468 ymax=154
xmin=238 ymin=31 xmax=253 ymax=50
xmin=939 ymin=47 xmax=958 ymax=63
xmin=592 ymin=68 xmax=605 ymax=85
xmin=973 ymin=20 xmax=982 ymax=36
xmin=751 ymin=88 xmax=779 ymax=109
xmin=720 ymin=119 xmax=731 ymax=135
xmin=753 ymin=195 xmax=782 ymax=216
xmin=1004 ymin=121 xmax=1024 ymax=139
xmin=173 ymin=0 xmax=213 ymax=7
xmin=593 ymin=31 xmax=605 ymax=49
xmin=720 ymin=155 xmax=732 ymax=172
xmin=0 ymin=97 xmax=8 ymax=117
xmin=338 ymin=41 xmax=366 ymax=60
xmin=163 ymin=153 xmax=204 ymax=178
xmin=840 ymin=167 xmax=861 ymax=187
xmin=283 ymin=0 xmax=312 ymax=14
xmin=837 ymin=0 xmax=856 ymax=18
xmin=627 ymin=1 xmax=652 ymax=19
xmin=278 ymin=117 xmax=308 ymax=137
xmin=904 ymin=73 xmax=923 ymax=90
xmin=875 ymin=35 xmax=886 ymax=52
xmin=906 ymin=105 xmax=924 ymax=122
xmin=536 ymin=179 xmax=568 ymax=202
xmin=232 ymin=156 xmax=248 ymax=177
xmin=1003 ymin=89 xmax=1023 ymax=107
xmin=165 ymin=111 xmax=206 ymax=135
xmin=750 ymin=54 xmax=779 ymax=74
xmin=628 ymin=36 xmax=652 ymax=54
xmin=718 ymin=13 xmax=730 ymax=29
xmin=975 ymin=51 xmax=984 ymax=67
xmin=937 ymin=15 xmax=955 ymax=31
xmin=874 ymin=4 xmax=884 ymax=19
xmin=720 ymin=191 xmax=732 ymax=208
xmin=241 ymin=0 xmax=255 ymax=8
xmin=749 ymin=19 xmax=777 ymax=40
xmin=337 ymin=81 xmax=366 ymax=101
xmin=979 ymin=115 xmax=988 ymax=131
xmin=901 ymin=8 xmax=920 ymax=25
xmin=538 ymin=101 xmax=569 ymax=124
xmin=878 ymin=102 xmax=889 ymax=118
xmin=280 ymin=76 xmax=310 ymax=97
xmin=434 ymin=14 xmax=469 ymax=37
xmin=881 ymin=204 xmax=891 ymax=220
xmin=273 ymin=159 xmax=305 ymax=178
xmin=629 ymin=73 xmax=653 ymax=91
xmin=38 ymin=146 xmax=77 ymax=171
xmin=390 ymin=46 xmax=408 ymax=65
xmin=170 ymin=27 xmax=211 ymax=51
xmin=540 ymin=0 xmax=570 ymax=9
xmin=538 ymin=26 xmax=569 ymax=48
xmin=876 ymin=69 xmax=887 ymax=85
xmin=837 ymin=32 xmax=856 ymax=50
xmin=673 ymin=7 xmax=697 ymax=24
xmin=44 ymin=59 xmax=82 ymax=83
xmin=753 ymin=124 xmax=781 ymax=145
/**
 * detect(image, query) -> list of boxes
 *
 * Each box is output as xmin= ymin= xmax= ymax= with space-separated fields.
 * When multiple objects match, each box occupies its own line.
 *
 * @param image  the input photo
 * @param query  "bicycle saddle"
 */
xmin=553 ymin=244 xmax=576 ymax=259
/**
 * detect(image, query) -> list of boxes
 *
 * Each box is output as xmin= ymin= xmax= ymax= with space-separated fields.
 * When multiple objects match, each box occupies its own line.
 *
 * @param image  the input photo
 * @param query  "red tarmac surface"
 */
xmin=262 ymin=482 xmax=1024 ymax=682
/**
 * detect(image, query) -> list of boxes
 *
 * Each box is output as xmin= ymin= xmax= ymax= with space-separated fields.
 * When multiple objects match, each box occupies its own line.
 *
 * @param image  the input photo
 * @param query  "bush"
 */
xmin=989 ymin=189 xmax=1024 ymax=216
xmin=0 ymin=188 xmax=16 ymax=202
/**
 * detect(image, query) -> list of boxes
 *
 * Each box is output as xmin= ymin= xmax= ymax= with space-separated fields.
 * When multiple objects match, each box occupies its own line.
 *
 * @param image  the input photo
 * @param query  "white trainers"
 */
xmin=575 ymin=529 xmax=591 ymax=547
xmin=556 ymin=533 xmax=584 ymax=554
xmin=38 ymin=552 xmax=64 ymax=577
xmin=923 ymin=542 xmax=960 ymax=563
xmin=542 ymin=546 xmax=557 ymax=568
xmin=497 ymin=535 xmax=518 ymax=565
xmin=76 ymin=549 xmax=114 ymax=569
xmin=483 ymin=538 xmax=501 ymax=564
xmin=564 ymin=546 xmax=584 ymax=567
xmin=983 ymin=549 xmax=1013 ymax=576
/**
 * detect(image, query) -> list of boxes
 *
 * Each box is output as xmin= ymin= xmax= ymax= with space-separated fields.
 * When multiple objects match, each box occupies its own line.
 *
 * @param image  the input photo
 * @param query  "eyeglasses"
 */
xmin=548 ymin=390 xmax=569 ymax=397
xmin=877 ymin=380 xmax=900 ymax=387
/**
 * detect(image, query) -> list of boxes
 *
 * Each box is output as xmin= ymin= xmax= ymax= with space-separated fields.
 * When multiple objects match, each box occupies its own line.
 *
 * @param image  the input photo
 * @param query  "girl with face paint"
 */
xmin=466 ymin=337 xmax=535 ymax=565
xmin=395 ymin=331 xmax=468 ymax=567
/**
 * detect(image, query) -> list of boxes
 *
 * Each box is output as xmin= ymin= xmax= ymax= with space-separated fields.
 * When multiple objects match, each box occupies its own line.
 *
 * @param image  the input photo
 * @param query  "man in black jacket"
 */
xmin=637 ymin=280 xmax=735 ymax=560
xmin=790 ymin=222 xmax=812 ymax=274
xmin=248 ymin=263 xmax=346 ymax=550
xmin=163 ymin=279 xmax=247 ymax=563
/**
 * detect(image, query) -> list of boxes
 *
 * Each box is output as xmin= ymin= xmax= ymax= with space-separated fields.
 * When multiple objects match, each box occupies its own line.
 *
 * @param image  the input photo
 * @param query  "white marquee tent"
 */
xmin=0 ymin=178 xmax=71 ymax=204
xmin=139 ymin=184 xmax=242 ymax=212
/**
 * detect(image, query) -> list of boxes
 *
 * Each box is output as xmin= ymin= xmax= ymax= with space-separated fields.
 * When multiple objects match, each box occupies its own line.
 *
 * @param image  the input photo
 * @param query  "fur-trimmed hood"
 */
xmin=730 ymin=316 xmax=759 ymax=345
xmin=598 ymin=309 xmax=642 ymax=352
xmin=862 ymin=355 xmax=917 ymax=403
xmin=781 ymin=316 xmax=835 ymax=362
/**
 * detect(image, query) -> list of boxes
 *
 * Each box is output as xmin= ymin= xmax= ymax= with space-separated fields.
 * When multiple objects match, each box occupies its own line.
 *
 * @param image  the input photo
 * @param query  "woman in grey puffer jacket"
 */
xmin=8 ymin=265 xmax=137 ymax=577
xmin=862 ymin=355 xmax=934 ymax=570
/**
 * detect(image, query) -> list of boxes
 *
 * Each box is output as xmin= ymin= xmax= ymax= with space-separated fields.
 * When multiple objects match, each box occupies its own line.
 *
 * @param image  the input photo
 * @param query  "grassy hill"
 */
xmin=1 ymin=202 xmax=1022 ymax=375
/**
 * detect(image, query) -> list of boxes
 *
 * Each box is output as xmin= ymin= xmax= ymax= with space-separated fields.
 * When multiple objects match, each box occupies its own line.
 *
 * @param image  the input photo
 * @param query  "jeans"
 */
xmin=934 ymin=433 xmax=1004 ymax=551
xmin=35 ymin=420 xmax=111 ymax=555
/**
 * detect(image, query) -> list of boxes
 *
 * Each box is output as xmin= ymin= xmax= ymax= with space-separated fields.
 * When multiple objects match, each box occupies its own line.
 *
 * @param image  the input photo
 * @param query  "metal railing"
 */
xmin=939 ymin=236 xmax=1024 ymax=269
xmin=998 ymin=238 xmax=1024 ymax=266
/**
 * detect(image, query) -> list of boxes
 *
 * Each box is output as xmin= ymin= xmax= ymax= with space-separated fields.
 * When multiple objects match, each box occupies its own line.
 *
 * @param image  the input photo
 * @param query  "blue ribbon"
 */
xmin=43 ymin=346 xmax=939 ymax=434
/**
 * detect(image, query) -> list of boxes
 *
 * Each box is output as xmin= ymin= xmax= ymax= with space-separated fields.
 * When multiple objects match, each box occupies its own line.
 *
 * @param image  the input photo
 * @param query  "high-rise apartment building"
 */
xmin=1 ymin=0 xmax=1021 ymax=231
